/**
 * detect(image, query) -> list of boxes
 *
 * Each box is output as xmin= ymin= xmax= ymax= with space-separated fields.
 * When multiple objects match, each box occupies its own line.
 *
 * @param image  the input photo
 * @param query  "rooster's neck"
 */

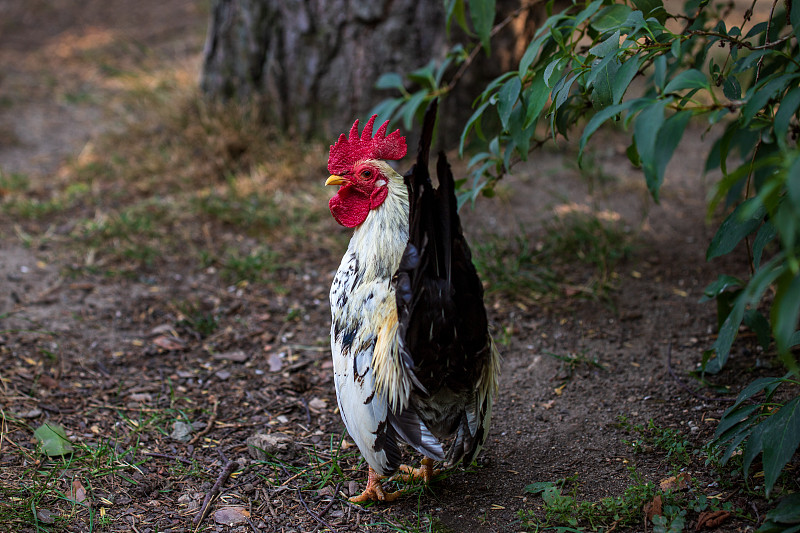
xmin=347 ymin=170 xmax=409 ymax=283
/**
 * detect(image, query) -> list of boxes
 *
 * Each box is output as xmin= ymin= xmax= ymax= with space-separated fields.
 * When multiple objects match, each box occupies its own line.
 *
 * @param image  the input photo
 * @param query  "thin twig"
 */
xmin=188 ymin=397 xmax=219 ymax=445
xmin=301 ymin=397 xmax=312 ymax=425
xmin=245 ymin=516 xmax=262 ymax=533
xmin=143 ymin=452 xmax=194 ymax=465
xmin=193 ymin=457 xmax=240 ymax=526
xmin=297 ymin=488 xmax=337 ymax=533
xmin=445 ymin=0 xmax=548 ymax=93
xmin=665 ymin=343 xmax=736 ymax=402
xmin=317 ymin=482 xmax=342 ymax=519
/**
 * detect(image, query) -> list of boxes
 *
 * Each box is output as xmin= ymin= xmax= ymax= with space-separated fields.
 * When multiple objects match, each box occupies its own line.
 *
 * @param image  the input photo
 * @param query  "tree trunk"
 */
xmin=200 ymin=0 xmax=563 ymax=141
xmin=200 ymin=0 xmax=446 ymax=138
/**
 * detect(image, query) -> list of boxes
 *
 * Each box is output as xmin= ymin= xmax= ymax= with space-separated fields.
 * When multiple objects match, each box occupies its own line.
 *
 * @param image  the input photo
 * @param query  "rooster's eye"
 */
xmin=361 ymin=170 xmax=372 ymax=179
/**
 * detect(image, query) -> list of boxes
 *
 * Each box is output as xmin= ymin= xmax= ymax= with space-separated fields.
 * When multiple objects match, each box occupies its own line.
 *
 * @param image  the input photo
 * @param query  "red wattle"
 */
xmin=369 ymin=187 xmax=388 ymax=210
xmin=329 ymin=188 xmax=370 ymax=228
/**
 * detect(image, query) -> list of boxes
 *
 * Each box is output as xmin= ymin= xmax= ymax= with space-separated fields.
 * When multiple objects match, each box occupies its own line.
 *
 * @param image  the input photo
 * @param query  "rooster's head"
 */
xmin=326 ymin=115 xmax=407 ymax=228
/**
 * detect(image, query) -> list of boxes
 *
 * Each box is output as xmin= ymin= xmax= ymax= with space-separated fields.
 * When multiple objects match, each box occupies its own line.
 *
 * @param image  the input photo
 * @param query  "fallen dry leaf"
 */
xmin=69 ymin=479 xmax=89 ymax=506
xmin=213 ymin=350 xmax=249 ymax=362
xmin=643 ymin=494 xmax=662 ymax=523
xmin=268 ymin=351 xmax=283 ymax=372
xmin=214 ymin=506 xmax=250 ymax=526
xmin=696 ymin=510 xmax=730 ymax=531
xmin=152 ymin=335 xmax=185 ymax=351
xmin=554 ymin=383 xmax=567 ymax=396
xmin=659 ymin=472 xmax=691 ymax=492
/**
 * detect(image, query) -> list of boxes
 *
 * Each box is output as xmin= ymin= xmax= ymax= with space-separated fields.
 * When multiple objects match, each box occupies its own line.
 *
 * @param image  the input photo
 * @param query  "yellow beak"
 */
xmin=325 ymin=175 xmax=347 ymax=186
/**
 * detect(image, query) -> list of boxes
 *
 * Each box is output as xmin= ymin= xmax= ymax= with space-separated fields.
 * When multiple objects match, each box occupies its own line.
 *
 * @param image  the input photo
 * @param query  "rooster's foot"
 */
xmin=393 ymin=457 xmax=440 ymax=483
xmin=349 ymin=466 xmax=401 ymax=503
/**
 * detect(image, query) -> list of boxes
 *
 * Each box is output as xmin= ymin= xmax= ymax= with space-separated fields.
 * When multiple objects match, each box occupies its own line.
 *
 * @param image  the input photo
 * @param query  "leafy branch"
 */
xmin=373 ymin=0 xmax=800 ymax=508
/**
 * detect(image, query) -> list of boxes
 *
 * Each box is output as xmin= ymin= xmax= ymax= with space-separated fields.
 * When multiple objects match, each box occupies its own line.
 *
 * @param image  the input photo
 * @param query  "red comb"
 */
xmin=328 ymin=115 xmax=407 ymax=175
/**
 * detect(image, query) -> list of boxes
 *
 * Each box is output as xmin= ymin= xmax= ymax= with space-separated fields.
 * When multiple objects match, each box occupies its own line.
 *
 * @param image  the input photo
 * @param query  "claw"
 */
xmin=349 ymin=466 xmax=402 ymax=503
xmin=392 ymin=457 xmax=440 ymax=483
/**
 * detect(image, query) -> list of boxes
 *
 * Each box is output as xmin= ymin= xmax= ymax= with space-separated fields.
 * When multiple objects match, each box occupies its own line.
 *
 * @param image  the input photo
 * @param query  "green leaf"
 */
xmin=772 ymin=271 xmax=800 ymax=360
xmin=700 ymin=274 xmax=744 ymax=302
xmin=722 ymin=76 xmax=742 ymax=100
xmin=707 ymin=198 xmax=766 ymax=260
xmin=705 ymin=295 xmax=745 ymax=374
xmin=613 ymin=57 xmax=641 ymax=104
xmin=509 ymin=104 xmax=535 ymax=158
xmin=791 ymin=0 xmax=800 ymax=43
xmin=368 ymin=97 xmax=404 ymax=127
xmin=518 ymin=32 xmax=547 ymax=75
xmin=459 ymin=101 xmax=491 ymax=155
xmin=715 ymin=404 xmax=761 ymax=438
xmin=578 ymin=100 xmax=639 ymax=160
xmin=632 ymin=0 xmax=666 ymax=23
xmin=34 ymin=423 xmax=75 ymax=457
xmin=591 ymin=5 xmax=633 ymax=32
xmin=766 ymin=493 xmax=800 ymax=524
xmin=445 ymin=0 xmax=470 ymax=36
xmin=742 ymin=73 xmax=800 ymax=126
xmin=650 ymin=109 xmax=691 ymax=199
xmin=401 ymin=90 xmax=429 ymax=131
xmin=762 ymin=397 xmax=800 ymax=496
xmin=589 ymin=30 xmax=621 ymax=58
xmin=743 ymin=309 xmax=771 ymax=351
xmin=730 ymin=375 xmax=787 ymax=411
xmin=743 ymin=418 xmax=766 ymax=475
xmin=653 ymin=55 xmax=666 ymax=90
xmin=524 ymin=481 xmax=556 ymax=494
xmin=591 ymin=58 xmax=619 ymax=110
xmin=574 ymin=0 xmax=604 ymax=27
xmin=497 ymin=76 xmax=522 ymax=131
xmin=663 ymin=69 xmax=709 ymax=93
xmin=634 ymin=100 xmax=668 ymax=198
xmin=375 ymin=72 xmax=405 ymax=91
xmin=775 ymin=87 xmax=800 ymax=150
xmin=470 ymin=0 xmax=496 ymax=54
xmin=524 ymin=73 xmax=551 ymax=128
xmin=407 ymin=61 xmax=436 ymax=88
xmin=544 ymin=57 xmax=566 ymax=87
xmin=753 ymin=221 xmax=777 ymax=270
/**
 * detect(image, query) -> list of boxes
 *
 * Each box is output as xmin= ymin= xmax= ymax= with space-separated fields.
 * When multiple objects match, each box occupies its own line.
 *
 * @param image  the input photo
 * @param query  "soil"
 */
xmin=0 ymin=2 xmax=779 ymax=532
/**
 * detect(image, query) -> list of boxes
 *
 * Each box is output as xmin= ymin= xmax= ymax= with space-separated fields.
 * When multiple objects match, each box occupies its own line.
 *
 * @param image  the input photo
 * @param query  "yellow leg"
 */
xmin=349 ymin=466 xmax=402 ymax=503
xmin=393 ymin=457 xmax=440 ymax=483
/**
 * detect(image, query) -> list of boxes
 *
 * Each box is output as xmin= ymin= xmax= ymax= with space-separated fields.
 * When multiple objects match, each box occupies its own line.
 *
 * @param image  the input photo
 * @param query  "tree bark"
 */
xmin=200 ymin=0 xmax=564 ymax=141
xmin=201 ymin=0 xmax=446 ymax=138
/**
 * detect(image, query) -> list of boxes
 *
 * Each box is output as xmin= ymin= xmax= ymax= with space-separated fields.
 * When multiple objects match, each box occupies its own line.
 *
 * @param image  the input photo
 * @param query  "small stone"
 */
xmin=246 ymin=433 xmax=294 ymax=461
xmin=214 ymin=506 xmax=249 ymax=526
xmin=36 ymin=509 xmax=56 ymax=524
xmin=348 ymin=481 xmax=358 ymax=497
xmin=170 ymin=421 xmax=193 ymax=443
xmin=213 ymin=350 xmax=249 ymax=362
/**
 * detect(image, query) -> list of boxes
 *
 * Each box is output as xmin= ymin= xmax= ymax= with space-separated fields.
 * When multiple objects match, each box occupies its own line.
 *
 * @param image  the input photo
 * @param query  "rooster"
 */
xmin=326 ymin=101 xmax=500 ymax=502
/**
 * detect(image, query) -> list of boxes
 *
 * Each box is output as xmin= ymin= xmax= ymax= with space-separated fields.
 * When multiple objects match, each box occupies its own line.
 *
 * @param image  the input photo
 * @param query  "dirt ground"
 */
xmin=0 ymin=1 xmax=781 ymax=532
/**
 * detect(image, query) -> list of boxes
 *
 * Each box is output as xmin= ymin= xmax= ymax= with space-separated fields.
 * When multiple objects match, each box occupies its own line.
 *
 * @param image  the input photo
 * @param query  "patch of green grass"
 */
xmin=194 ymin=188 xmax=282 ymax=232
xmin=473 ymin=231 xmax=560 ymax=299
xmin=520 ymin=470 xmax=656 ymax=531
xmin=0 ymin=410 xmax=156 ymax=532
xmin=520 ymin=420 xmax=750 ymax=532
xmin=541 ymin=212 xmax=633 ymax=299
xmin=176 ymin=302 xmax=219 ymax=337
xmin=618 ymin=417 xmax=693 ymax=469
xmin=221 ymin=246 xmax=281 ymax=284
xmin=545 ymin=349 xmax=606 ymax=383
xmin=73 ymin=200 xmax=174 ymax=268
xmin=0 ymin=170 xmax=30 ymax=192
xmin=475 ymin=212 xmax=633 ymax=304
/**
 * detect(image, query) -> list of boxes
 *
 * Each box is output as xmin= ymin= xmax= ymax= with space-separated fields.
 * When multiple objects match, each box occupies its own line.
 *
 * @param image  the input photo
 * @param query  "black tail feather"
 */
xmin=393 ymin=98 xmax=494 ymax=467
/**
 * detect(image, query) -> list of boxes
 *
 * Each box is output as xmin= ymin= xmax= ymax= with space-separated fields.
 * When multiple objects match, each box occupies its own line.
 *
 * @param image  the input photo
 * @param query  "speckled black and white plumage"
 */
xmin=329 ymin=102 xmax=500 ymax=478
